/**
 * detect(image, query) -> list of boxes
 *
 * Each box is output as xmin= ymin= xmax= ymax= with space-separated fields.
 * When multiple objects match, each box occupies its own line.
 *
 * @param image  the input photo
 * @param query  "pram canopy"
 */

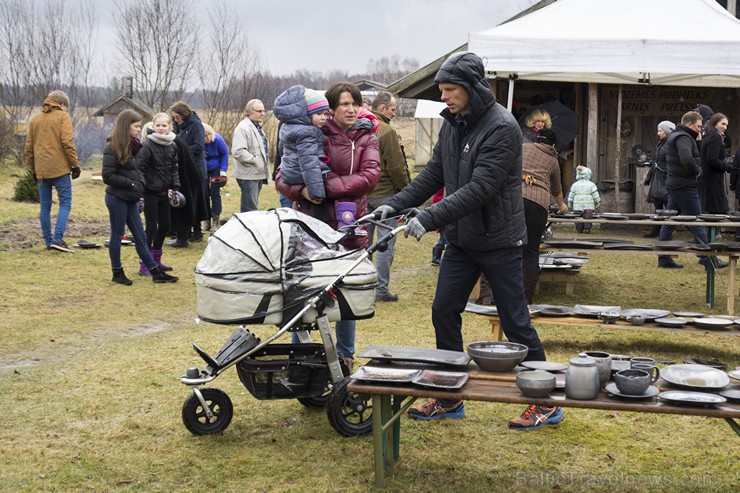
xmin=195 ymin=208 xmax=377 ymax=325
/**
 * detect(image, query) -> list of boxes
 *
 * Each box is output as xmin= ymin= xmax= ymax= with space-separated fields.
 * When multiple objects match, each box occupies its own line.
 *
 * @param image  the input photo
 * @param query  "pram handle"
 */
xmin=370 ymin=207 xmax=420 ymax=222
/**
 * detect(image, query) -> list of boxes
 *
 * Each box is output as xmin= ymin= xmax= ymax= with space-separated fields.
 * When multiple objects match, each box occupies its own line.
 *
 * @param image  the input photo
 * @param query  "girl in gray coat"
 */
xmin=273 ymin=85 xmax=331 ymax=203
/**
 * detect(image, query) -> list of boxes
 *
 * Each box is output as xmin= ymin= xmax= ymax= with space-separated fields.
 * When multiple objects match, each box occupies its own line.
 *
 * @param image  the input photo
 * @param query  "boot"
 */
xmin=167 ymin=229 xmax=189 ymax=248
xmin=190 ymin=224 xmax=203 ymax=242
xmin=150 ymin=266 xmax=178 ymax=283
xmin=138 ymin=259 xmax=151 ymax=277
xmin=474 ymin=275 xmax=493 ymax=305
xmin=523 ymin=268 xmax=541 ymax=305
xmin=211 ymin=214 xmax=220 ymax=231
xmin=431 ymin=243 xmax=444 ymax=266
xmin=339 ymin=355 xmax=354 ymax=376
xmin=151 ymin=249 xmax=172 ymax=271
xmin=112 ymin=268 xmax=133 ymax=285
xmin=202 ymin=218 xmax=211 ymax=232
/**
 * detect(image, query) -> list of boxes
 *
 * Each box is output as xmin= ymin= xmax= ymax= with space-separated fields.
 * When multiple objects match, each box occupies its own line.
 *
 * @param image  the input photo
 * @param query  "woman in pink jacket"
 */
xmin=275 ymin=81 xmax=380 ymax=371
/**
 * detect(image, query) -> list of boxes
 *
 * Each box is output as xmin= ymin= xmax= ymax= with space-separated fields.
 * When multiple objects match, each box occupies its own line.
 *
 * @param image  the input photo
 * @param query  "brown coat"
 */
xmin=368 ymin=112 xmax=410 ymax=199
xmin=25 ymin=98 xmax=79 ymax=179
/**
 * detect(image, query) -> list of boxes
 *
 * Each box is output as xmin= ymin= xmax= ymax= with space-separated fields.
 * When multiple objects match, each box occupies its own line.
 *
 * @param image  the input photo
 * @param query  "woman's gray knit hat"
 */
xmin=658 ymin=120 xmax=675 ymax=134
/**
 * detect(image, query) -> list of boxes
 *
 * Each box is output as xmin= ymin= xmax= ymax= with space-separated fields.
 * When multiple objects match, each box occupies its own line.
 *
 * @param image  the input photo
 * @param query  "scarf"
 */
xmin=130 ymin=137 xmax=143 ymax=156
xmin=147 ymin=131 xmax=176 ymax=146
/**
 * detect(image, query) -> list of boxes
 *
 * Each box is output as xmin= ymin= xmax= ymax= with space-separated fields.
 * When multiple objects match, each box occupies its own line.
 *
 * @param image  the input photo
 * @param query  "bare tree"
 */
xmin=113 ymin=0 xmax=198 ymax=110
xmin=366 ymin=55 xmax=420 ymax=85
xmin=195 ymin=0 xmax=265 ymax=139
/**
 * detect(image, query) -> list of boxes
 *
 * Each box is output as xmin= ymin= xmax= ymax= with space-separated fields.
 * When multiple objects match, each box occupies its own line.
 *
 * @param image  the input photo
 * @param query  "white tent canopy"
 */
xmin=468 ymin=0 xmax=740 ymax=87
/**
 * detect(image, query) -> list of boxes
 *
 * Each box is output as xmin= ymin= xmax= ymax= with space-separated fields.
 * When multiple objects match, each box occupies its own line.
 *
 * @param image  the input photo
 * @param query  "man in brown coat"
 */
xmin=367 ymin=91 xmax=411 ymax=302
xmin=25 ymin=90 xmax=80 ymax=252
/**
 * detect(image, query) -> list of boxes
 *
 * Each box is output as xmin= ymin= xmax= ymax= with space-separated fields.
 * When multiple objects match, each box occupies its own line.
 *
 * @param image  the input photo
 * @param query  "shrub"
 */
xmin=13 ymin=168 xmax=39 ymax=203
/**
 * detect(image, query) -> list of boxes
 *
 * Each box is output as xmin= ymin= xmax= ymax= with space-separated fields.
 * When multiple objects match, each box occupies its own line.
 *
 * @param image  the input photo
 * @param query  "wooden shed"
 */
xmin=93 ymin=79 xmax=156 ymax=132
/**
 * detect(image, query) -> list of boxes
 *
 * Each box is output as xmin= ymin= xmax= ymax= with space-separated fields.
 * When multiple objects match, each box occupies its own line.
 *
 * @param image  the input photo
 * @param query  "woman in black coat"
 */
xmin=700 ymin=113 xmax=732 ymax=214
xmin=167 ymin=136 xmax=210 ymax=248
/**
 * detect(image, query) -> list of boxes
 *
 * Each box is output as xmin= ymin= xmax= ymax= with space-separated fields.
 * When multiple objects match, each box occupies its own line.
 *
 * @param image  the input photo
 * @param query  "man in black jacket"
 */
xmin=377 ymin=52 xmax=560 ymax=430
xmin=657 ymin=111 xmax=727 ymax=269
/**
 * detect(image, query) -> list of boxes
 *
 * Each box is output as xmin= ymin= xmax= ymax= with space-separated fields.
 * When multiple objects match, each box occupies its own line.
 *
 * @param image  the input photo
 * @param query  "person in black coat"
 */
xmin=699 ymin=113 xmax=732 ymax=214
xmin=376 ymin=52 xmax=553 ymax=429
xmin=167 ymin=135 xmax=210 ymax=248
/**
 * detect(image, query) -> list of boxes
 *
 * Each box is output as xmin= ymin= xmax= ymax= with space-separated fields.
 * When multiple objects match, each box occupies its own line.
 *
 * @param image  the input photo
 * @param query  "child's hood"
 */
xmin=576 ymin=166 xmax=592 ymax=181
xmin=273 ymin=85 xmax=311 ymax=126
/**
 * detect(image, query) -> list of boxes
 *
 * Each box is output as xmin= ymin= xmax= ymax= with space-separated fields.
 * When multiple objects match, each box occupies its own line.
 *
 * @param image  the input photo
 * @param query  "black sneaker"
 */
xmin=658 ymin=262 xmax=683 ymax=269
xmin=50 ymin=241 xmax=74 ymax=253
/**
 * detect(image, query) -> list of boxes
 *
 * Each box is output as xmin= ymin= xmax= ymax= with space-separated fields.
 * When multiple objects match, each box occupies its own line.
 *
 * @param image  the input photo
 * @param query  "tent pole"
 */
xmin=615 ymin=85 xmax=623 ymax=213
xmin=507 ymin=77 xmax=515 ymax=111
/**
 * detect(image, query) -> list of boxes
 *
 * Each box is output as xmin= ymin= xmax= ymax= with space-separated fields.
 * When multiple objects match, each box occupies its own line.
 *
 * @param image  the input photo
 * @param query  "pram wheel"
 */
xmin=182 ymin=388 xmax=233 ymax=435
xmin=326 ymin=378 xmax=373 ymax=437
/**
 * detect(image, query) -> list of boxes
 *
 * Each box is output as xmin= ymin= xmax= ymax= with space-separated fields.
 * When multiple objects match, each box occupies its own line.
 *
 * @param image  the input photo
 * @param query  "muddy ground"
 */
xmin=0 ymin=217 xmax=110 ymax=251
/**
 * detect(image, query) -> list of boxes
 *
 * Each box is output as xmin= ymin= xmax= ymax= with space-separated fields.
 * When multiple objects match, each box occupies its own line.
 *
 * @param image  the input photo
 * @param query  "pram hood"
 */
xmin=195 ymin=208 xmax=377 ymax=325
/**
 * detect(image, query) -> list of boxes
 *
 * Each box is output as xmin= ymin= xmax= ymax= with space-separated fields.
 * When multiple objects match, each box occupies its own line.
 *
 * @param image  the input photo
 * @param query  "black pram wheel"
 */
xmin=182 ymin=388 xmax=233 ymax=435
xmin=326 ymin=378 xmax=373 ymax=437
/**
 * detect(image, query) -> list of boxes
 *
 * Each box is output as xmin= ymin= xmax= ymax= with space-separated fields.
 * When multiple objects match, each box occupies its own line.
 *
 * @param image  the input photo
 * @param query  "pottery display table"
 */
xmin=536 ymin=269 xmax=579 ymax=296
xmin=474 ymin=313 xmax=740 ymax=341
xmin=349 ymin=366 xmax=740 ymax=487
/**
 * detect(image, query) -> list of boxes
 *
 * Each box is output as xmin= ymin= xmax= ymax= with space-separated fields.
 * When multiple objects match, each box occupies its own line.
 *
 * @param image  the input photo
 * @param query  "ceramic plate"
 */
xmin=359 ymin=345 xmax=472 ymax=367
xmin=698 ymin=214 xmax=729 ymax=222
xmin=573 ymin=305 xmax=621 ymax=318
xmin=73 ymin=242 xmax=101 ymax=249
xmin=671 ymin=215 xmax=697 ymax=221
xmin=727 ymin=369 xmax=740 ymax=381
xmin=658 ymin=390 xmax=727 ymax=406
xmin=603 ymin=242 xmax=653 ymax=250
xmin=520 ymin=361 xmax=569 ymax=372
xmin=412 ymin=370 xmax=469 ymax=389
xmin=660 ymin=364 xmax=730 ymax=389
xmin=654 ymin=317 xmax=687 ymax=327
xmin=624 ymin=213 xmax=651 ymax=220
xmin=104 ymin=239 xmax=133 ymax=246
xmin=726 ymin=243 xmax=740 ymax=252
xmin=599 ymin=213 xmax=628 ymax=220
xmin=683 ymin=358 xmax=726 ymax=370
xmin=543 ymin=239 xmax=603 ymax=248
xmin=559 ymin=212 xmax=582 ymax=219
xmin=464 ymin=302 xmax=498 ymax=316
xmin=672 ymin=311 xmax=704 ymax=318
xmin=529 ymin=305 xmax=574 ymax=316
xmin=657 ymin=209 xmax=678 ymax=216
xmin=693 ymin=317 xmax=733 ymax=329
xmin=605 ymin=383 xmax=659 ymax=399
xmin=541 ymin=264 xmax=574 ymax=270
xmin=719 ymin=389 xmax=740 ymax=403
xmin=708 ymin=243 xmax=727 ymax=252
xmin=650 ymin=215 xmax=668 ymax=221
xmin=620 ymin=308 xmax=672 ymax=321
xmin=653 ymin=240 xmax=687 ymax=250
xmin=350 ymin=366 xmax=421 ymax=383
xmin=689 ymin=243 xmax=711 ymax=251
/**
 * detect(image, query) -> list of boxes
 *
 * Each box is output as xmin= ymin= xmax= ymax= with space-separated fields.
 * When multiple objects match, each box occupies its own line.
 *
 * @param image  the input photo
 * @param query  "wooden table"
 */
xmin=475 ymin=313 xmax=740 ymax=341
xmin=349 ymin=367 xmax=740 ymax=487
xmin=546 ymin=216 xmax=740 ymax=312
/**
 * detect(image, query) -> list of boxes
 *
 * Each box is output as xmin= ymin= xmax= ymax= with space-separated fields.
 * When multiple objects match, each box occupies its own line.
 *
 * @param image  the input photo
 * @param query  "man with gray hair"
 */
xmin=25 ymin=89 xmax=81 ymax=252
xmin=232 ymin=99 xmax=270 ymax=212
xmin=367 ymin=91 xmax=410 ymax=302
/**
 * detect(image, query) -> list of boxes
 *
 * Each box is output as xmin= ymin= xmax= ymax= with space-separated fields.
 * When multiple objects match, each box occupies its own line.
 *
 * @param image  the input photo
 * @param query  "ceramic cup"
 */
xmin=614 ymin=369 xmax=653 ymax=395
xmin=631 ymin=363 xmax=660 ymax=382
xmin=630 ymin=357 xmax=655 ymax=368
xmin=581 ymin=351 xmax=612 ymax=385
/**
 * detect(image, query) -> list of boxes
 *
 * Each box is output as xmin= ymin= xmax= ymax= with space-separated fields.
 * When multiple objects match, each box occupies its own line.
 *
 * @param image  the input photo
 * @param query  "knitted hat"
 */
xmin=658 ymin=120 xmax=675 ymax=134
xmin=305 ymin=88 xmax=329 ymax=116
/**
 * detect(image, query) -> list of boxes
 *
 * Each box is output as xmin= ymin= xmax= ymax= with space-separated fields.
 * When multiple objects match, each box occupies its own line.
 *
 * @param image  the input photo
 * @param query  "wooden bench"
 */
xmin=349 ymin=367 xmax=740 ymax=487
xmin=535 ymin=268 xmax=579 ymax=296
xmin=474 ymin=313 xmax=740 ymax=341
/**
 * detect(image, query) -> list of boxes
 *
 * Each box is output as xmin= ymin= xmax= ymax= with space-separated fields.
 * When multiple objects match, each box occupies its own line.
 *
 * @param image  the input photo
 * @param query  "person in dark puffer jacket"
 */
xmin=375 ymin=52 xmax=556 ymax=429
xmin=273 ymin=85 xmax=331 ymax=202
xmin=137 ymin=112 xmax=181 ymax=276
xmin=102 ymin=109 xmax=178 ymax=285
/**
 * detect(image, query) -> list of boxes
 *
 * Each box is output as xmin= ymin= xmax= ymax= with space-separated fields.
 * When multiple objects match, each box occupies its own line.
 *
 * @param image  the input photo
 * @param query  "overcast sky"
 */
xmin=97 ymin=0 xmax=539 ymax=76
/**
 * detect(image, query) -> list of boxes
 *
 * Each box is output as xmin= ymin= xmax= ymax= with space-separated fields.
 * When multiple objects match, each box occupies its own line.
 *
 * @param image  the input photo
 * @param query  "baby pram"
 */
xmin=180 ymin=207 xmax=408 ymax=437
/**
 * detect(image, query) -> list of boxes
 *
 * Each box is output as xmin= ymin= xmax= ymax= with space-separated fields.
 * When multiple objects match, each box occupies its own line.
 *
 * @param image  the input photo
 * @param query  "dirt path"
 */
xmin=0 ymin=217 xmax=110 ymax=250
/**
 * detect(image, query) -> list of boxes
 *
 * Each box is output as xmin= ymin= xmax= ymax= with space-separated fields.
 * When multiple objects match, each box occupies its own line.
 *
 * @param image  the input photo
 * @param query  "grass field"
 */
xmin=0 ymin=149 xmax=738 ymax=492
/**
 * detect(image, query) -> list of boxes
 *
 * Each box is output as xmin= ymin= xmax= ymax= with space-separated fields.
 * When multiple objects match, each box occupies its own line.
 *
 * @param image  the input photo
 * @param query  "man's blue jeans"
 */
xmin=38 ymin=174 xmax=72 ymax=246
xmin=367 ymin=196 xmax=398 ymax=296
xmin=237 ymin=178 xmax=262 ymax=212
xmin=105 ymin=193 xmax=157 ymax=271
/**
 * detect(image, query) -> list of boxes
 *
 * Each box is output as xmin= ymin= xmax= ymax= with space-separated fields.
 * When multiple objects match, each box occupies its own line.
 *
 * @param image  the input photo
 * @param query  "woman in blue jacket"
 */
xmin=204 ymin=124 xmax=229 ymax=229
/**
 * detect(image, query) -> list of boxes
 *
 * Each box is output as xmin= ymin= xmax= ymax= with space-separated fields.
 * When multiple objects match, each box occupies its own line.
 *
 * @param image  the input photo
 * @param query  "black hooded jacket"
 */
xmin=387 ymin=52 xmax=526 ymax=250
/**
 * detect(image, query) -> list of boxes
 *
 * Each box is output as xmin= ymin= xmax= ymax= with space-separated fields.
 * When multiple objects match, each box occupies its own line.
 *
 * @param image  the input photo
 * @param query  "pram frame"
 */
xmin=181 ymin=209 xmax=414 ymax=436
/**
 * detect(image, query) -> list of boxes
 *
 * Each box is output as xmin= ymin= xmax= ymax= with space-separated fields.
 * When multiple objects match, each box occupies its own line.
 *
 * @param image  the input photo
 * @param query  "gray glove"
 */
xmin=404 ymin=217 xmax=427 ymax=241
xmin=374 ymin=205 xmax=396 ymax=221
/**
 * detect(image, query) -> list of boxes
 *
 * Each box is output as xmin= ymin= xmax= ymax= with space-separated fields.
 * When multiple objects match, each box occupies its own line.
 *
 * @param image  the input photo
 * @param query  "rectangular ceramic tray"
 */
xmin=350 ymin=366 xmax=421 ymax=383
xmin=359 ymin=345 xmax=471 ymax=367
xmin=412 ymin=370 xmax=469 ymax=389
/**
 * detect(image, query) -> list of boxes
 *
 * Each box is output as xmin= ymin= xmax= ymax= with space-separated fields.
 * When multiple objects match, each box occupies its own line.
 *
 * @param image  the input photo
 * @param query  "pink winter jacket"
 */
xmin=275 ymin=118 xmax=380 ymax=248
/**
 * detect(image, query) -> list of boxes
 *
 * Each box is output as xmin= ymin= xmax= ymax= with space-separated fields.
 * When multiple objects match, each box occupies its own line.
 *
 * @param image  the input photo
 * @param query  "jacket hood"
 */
xmin=695 ymin=104 xmax=714 ymax=122
xmin=175 ymin=111 xmax=202 ymax=131
xmin=41 ymin=98 xmax=64 ymax=113
xmin=576 ymin=166 xmax=592 ymax=181
xmin=434 ymin=51 xmax=495 ymax=125
xmin=274 ymin=85 xmax=311 ymax=126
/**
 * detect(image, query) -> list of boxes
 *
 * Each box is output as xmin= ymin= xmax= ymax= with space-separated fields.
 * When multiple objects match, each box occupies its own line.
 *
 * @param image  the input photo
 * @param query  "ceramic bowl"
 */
xmin=516 ymin=370 xmax=557 ymax=397
xmin=598 ymin=311 xmax=621 ymax=324
xmin=467 ymin=341 xmax=529 ymax=372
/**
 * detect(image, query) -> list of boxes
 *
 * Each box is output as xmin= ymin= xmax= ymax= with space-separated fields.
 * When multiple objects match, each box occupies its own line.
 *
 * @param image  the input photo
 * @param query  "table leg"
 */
xmin=725 ymin=417 xmax=740 ymax=437
xmin=491 ymin=320 xmax=503 ymax=341
xmin=373 ymin=394 xmax=388 ymax=487
xmin=728 ymin=256 xmax=737 ymax=315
